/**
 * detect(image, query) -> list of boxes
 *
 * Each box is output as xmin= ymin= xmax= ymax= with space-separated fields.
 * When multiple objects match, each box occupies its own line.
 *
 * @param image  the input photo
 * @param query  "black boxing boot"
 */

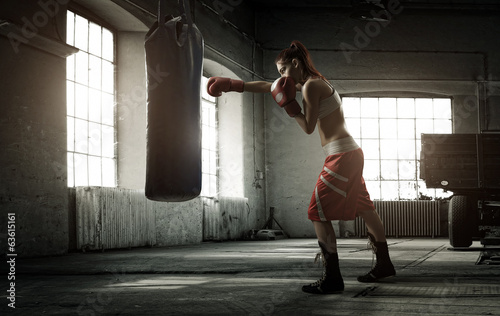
xmin=357 ymin=232 xmax=396 ymax=282
xmin=302 ymin=241 xmax=344 ymax=294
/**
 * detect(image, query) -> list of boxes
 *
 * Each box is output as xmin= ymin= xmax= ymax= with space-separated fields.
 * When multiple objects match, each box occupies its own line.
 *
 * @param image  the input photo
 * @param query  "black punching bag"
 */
xmin=145 ymin=0 xmax=203 ymax=202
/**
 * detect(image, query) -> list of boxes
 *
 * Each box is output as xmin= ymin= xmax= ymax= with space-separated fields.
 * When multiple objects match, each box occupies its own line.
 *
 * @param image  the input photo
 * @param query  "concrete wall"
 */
xmin=0 ymin=1 xmax=70 ymax=257
xmin=258 ymin=8 xmax=500 ymax=237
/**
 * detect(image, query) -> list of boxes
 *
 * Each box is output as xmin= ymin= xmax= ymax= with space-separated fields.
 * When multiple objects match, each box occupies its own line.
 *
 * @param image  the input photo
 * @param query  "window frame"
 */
xmin=66 ymin=9 xmax=117 ymax=188
xmin=342 ymin=96 xmax=453 ymax=200
xmin=200 ymin=76 xmax=219 ymax=198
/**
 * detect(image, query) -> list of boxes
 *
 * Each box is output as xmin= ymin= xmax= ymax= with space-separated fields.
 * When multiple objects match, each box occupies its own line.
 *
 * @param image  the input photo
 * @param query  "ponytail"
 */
xmin=275 ymin=40 xmax=326 ymax=81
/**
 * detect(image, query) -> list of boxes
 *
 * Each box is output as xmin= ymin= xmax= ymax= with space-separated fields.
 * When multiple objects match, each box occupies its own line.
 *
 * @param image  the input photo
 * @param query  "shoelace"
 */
xmin=367 ymin=239 xmax=377 ymax=270
xmin=314 ymin=252 xmax=323 ymax=267
xmin=309 ymin=252 xmax=327 ymax=287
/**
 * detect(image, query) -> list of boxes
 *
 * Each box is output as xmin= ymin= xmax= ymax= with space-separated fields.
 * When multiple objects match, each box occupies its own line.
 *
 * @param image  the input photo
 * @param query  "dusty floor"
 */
xmin=2 ymin=238 xmax=500 ymax=315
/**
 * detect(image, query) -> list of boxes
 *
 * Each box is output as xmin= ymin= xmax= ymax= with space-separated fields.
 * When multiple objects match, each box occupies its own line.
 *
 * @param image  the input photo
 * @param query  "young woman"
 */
xmin=207 ymin=40 xmax=395 ymax=294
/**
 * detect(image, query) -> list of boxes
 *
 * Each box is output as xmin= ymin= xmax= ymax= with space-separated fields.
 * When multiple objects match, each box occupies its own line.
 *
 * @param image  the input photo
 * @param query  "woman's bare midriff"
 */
xmin=317 ymin=108 xmax=351 ymax=147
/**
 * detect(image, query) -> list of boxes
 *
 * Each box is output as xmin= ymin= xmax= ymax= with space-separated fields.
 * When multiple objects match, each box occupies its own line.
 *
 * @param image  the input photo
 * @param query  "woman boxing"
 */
xmin=206 ymin=40 xmax=395 ymax=294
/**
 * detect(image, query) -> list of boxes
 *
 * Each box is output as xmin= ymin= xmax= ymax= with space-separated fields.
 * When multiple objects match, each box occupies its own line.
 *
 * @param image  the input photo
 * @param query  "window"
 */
xmin=201 ymin=76 xmax=218 ymax=197
xmin=66 ymin=11 xmax=116 ymax=187
xmin=343 ymin=97 xmax=453 ymax=200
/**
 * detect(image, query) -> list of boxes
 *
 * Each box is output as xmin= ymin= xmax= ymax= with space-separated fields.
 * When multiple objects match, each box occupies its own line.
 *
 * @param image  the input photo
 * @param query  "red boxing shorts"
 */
xmin=308 ymin=137 xmax=375 ymax=222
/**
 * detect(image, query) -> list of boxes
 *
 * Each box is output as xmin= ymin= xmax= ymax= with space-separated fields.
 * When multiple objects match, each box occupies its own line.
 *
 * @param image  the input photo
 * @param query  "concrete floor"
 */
xmin=3 ymin=238 xmax=500 ymax=315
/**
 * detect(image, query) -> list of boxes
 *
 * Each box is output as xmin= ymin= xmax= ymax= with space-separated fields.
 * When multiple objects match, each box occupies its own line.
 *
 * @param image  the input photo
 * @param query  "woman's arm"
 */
xmin=294 ymin=80 xmax=321 ymax=134
xmin=244 ymin=81 xmax=272 ymax=93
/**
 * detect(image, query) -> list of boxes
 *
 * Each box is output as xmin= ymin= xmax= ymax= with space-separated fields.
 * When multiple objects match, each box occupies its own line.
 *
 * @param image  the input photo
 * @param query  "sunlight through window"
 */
xmin=201 ymin=76 xmax=218 ymax=197
xmin=66 ymin=11 xmax=116 ymax=187
xmin=343 ymin=97 xmax=452 ymax=200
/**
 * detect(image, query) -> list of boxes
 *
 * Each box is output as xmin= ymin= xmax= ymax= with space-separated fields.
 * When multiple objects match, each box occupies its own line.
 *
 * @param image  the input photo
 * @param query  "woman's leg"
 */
xmin=303 ymin=220 xmax=344 ymax=294
xmin=357 ymin=209 xmax=395 ymax=282
xmin=358 ymin=209 xmax=386 ymax=242
xmin=312 ymin=220 xmax=337 ymax=252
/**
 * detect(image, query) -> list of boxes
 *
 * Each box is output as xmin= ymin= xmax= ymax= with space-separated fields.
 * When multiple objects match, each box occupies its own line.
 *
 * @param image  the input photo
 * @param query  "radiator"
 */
xmin=203 ymin=196 xmax=249 ymax=241
xmin=76 ymin=187 xmax=156 ymax=250
xmin=354 ymin=201 xmax=441 ymax=238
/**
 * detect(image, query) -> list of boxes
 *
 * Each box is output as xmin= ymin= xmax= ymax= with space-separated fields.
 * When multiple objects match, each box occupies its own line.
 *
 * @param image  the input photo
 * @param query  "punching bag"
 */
xmin=145 ymin=0 xmax=204 ymax=202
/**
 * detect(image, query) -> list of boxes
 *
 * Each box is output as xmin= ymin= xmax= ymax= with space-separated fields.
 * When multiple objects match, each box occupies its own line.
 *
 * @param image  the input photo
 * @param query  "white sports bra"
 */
xmin=317 ymin=81 xmax=342 ymax=120
xmin=302 ymin=80 xmax=342 ymax=120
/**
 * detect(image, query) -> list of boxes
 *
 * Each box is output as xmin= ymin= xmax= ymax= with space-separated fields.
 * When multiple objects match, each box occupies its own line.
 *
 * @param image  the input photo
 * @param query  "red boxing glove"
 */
xmin=271 ymin=77 xmax=302 ymax=117
xmin=207 ymin=77 xmax=244 ymax=97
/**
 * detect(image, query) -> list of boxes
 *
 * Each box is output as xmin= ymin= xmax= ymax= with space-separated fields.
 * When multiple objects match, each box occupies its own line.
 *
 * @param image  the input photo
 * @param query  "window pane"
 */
xmin=361 ymin=139 xmax=379 ymax=159
xmin=363 ymin=160 xmax=380 ymax=180
xmin=416 ymin=119 xmax=434 ymax=138
xmin=398 ymin=140 xmax=415 ymax=160
xmin=202 ymin=149 xmax=209 ymax=174
xmin=399 ymin=160 xmax=416 ymax=180
xmin=360 ymin=98 xmax=378 ymax=118
xmin=89 ymin=55 xmax=102 ymax=90
xmin=381 ymin=181 xmax=399 ymax=200
xmin=74 ymin=153 xmax=88 ymax=186
xmin=102 ymin=60 xmax=114 ymax=94
xmin=342 ymin=97 xmax=360 ymax=118
xmin=345 ymin=118 xmax=361 ymax=139
xmin=75 ymin=84 xmax=88 ymax=120
xmin=379 ymin=119 xmax=397 ymax=139
xmin=74 ymin=119 xmax=88 ymax=154
xmin=434 ymin=119 xmax=452 ymax=134
xmin=67 ymin=81 xmax=75 ymax=116
xmin=209 ymin=175 xmax=217 ymax=197
xmin=365 ymin=180 xmax=381 ymax=200
xmin=75 ymin=51 xmax=88 ymax=85
xmin=88 ymin=156 xmax=102 ymax=186
xmin=381 ymin=160 xmax=398 ymax=180
xmin=67 ymin=54 xmax=75 ymax=81
xmin=380 ymin=139 xmax=398 ymax=159
xmin=102 ymin=158 xmax=115 ymax=187
xmin=102 ymin=93 xmax=114 ymax=126
xmin=209 ymin=150 xmax=217 ymax=174
xmin=89 ymin=89 xmax=102 ymax=123
xmin=88 ymin=122 xmax=102 ymax=156
xmin=66 ymin=11 xmax=75 ymax=46
xmin=397 ymin=98 xmax=414 ymax=118
xmin=400 ymin=181 xmax=417 ymax=200
xmin=434 ymin=99 xmax=451 ymax=119
xmin=415 ymin=98 xmax=433 ymax=118
xmin=74 ymin=14 xmax=88 ymax=51
xmin=67 ymin=153 xmax=74 ymax=187
xmin=67 ymin=117 xmax=75 ymax=152
xmin=398 ymin=119 xmax=415 ymax=139
xmin=361 ymin=119 xmax=379 ymax=139
xmin=102 ymin=125 xmax=114 ymax=158
xmin=102 ymin=28 xmax=114 ymax=62
xmin=379 ymin=98 xmax=397 ymax=118
xmin=202 ymin=174 xmax=209 ymax=197
xmin=89 ymin=22 xmax=102 ymax=57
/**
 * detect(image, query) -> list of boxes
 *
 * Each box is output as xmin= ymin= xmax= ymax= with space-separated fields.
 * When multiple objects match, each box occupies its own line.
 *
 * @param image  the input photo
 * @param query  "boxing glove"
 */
xmin=207 ymin=77 xmax=244 ymax=97
xmin=271 ymin=77 xmax=302 ymax=117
